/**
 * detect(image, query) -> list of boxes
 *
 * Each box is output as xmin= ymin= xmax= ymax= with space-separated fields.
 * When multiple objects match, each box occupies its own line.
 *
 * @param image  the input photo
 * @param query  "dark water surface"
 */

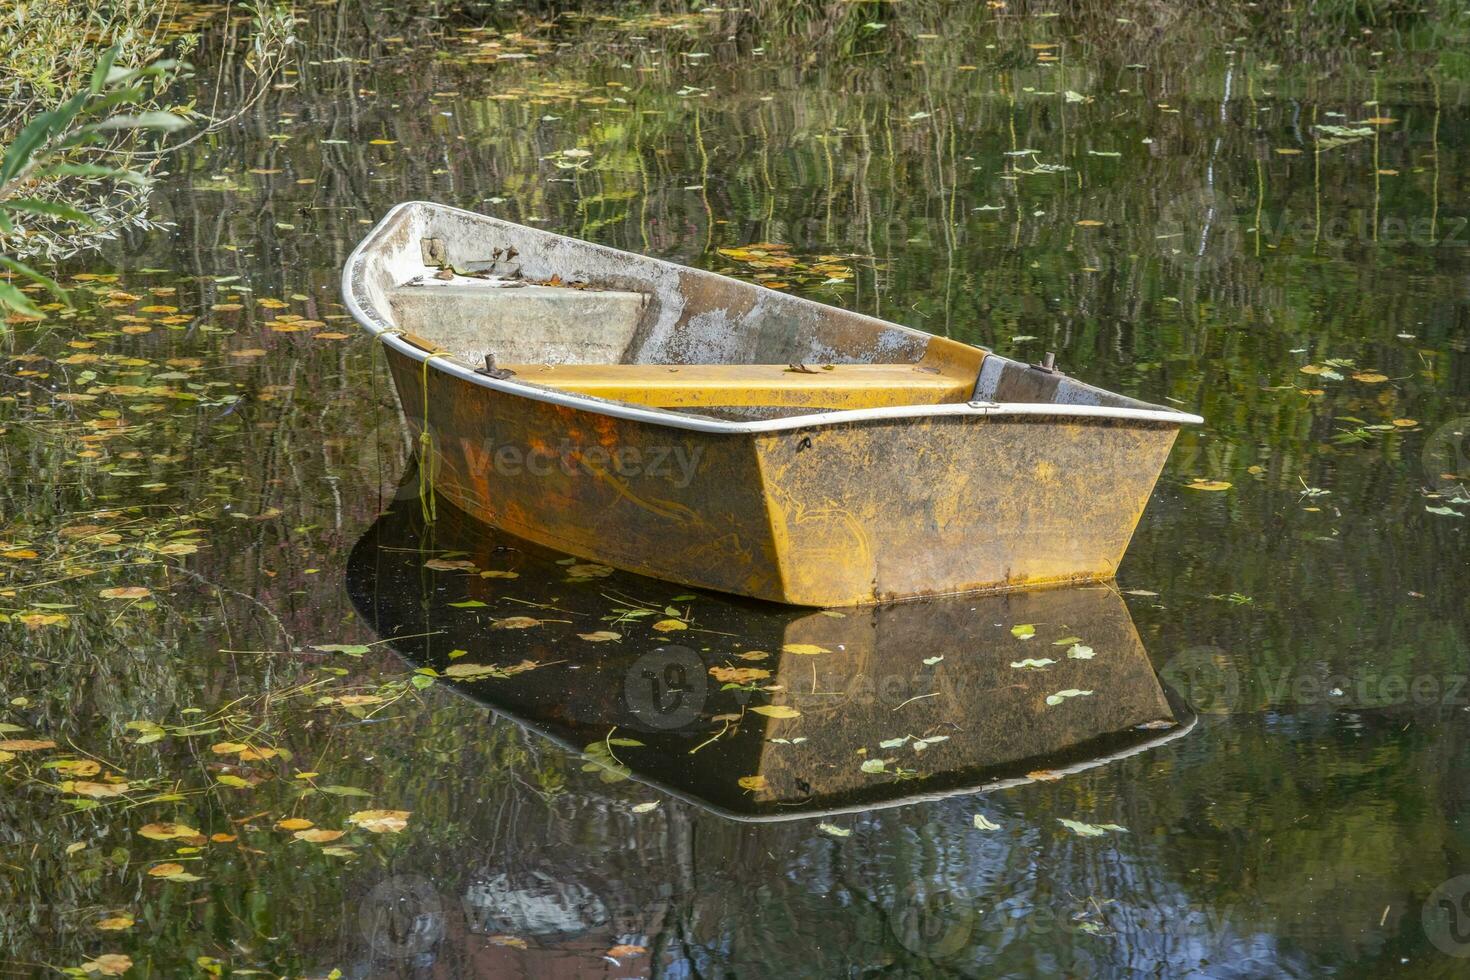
xmin=2 ymin=3 xmax=1469 ymax=977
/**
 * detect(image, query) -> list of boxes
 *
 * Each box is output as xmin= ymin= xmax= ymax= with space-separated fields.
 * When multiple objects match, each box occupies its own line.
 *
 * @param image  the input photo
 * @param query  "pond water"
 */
xmin=2 ymin=3 xmax=1469 ymax=977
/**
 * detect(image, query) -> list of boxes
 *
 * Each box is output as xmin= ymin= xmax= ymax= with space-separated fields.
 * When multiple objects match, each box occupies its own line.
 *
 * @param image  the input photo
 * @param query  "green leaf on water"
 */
xmin=1045 ymin=688 xmax=1094 ymax=706
xmin=1057 ymin=818 xmax=1128 ymax=837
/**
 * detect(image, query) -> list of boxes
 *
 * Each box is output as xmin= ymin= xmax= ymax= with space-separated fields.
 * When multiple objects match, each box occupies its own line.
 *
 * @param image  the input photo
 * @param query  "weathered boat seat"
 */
xmin=387 ymin=276 xmax=649 ymax=365
xmin=500 ymin=362 xmax=977 ymax=409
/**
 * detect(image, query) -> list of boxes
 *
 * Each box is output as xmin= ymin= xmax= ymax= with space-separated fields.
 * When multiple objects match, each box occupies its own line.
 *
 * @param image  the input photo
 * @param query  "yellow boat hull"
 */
xmin=384 ymin=348 xmax=1179 ymax=606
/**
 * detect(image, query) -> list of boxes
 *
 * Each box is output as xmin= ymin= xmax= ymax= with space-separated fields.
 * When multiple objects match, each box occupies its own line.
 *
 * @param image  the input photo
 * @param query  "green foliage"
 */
xmin=0 ymin=47 xmax=187 ymax=319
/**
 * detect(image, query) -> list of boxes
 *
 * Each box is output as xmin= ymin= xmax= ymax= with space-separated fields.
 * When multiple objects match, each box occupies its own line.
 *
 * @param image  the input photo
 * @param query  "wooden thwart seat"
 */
xmin=500 ymin=362 xmax=978 ymax=410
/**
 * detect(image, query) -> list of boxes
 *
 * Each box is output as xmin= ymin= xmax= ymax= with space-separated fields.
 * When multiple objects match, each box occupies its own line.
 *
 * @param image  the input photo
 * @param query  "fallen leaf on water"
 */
xmin=1010 ymin=658 xmax=1056 ymax=669
xmin=1067 ymin=644 xmax=1096 ymax=660
xmin=578 ymin=631 xmax=621 ymax=642
xmin=1352 ymin=372 xmax=1388 ymax=383
xmin=652 ymin=618 xmax=687 ymax=632
xmin=750 ymin=704 xmax=800 ymax=718
xmin=607 ymin=944 xmax=647 ymax=958
xmin=1392 ymin=418 xmax=1418 ymax=427
xmin=781 ymin=643 xmax=829 ymax=655
xmin=709 ymin=666 xmax=771 ymax=684
xmin=147 ymin=862 xmax=185 ymax=877
xmin=294 ymin=828 xmax=346 ymax=843
xmin=1027 ymin=769 xmax=1064 ymax=781
xmin=737 ymin=775 xmax=767 ymax=791
xmin=1010 ymin=624 xmax=1035 ymax=639
xmin=973 ymin=814 xmax=1001 ymax=830
xmin=424 ymin=558 xmax=477 ymax=571
xmin=631 ymin=801 xmax=660 ymax=814
xmin=1075 ymin=219 xmax=1104 ymax=227
xmin=489 ymin=935 xmax=528 ymax=949
xmin=1186 ymin=480 xmax=1232 ymax=491
xmin=738 ymin=651 xmax=770 ymax=661
xmin=53 ymin=759 xmax=101 ymax=777
xmin=138 ymin=823 xmax=199 ymax=841
xmin=210 ymin=742 xmax=249 ymax=755
xmin=16 ymin=613 xmax=67 ymax=629
xmin=1045 ymin=688 xmax=1094 ymax=706
xmin=276 ymin=818 xmax=313 ymax=831
xmin=493 ymin=616 xmax=541 ymax=629
xmin=67 ymin=780 xmax=130 ymax=798
xmin=1057 ymin=817 xmax=1128 ymax=837
xmin=95 ymin=915 xmax=135 ymax=931
xmin=817 ymin=823 xmax=851 ymax=837
xmin=210 ymin=833 xmax=237 ymax=843
xmin=80 ymin=954 xmax=132 ymax=976
xmin=0 ymin=739 xmax=56 ymax=752
xmin=347 ymin=809 xmax=411 ymax=833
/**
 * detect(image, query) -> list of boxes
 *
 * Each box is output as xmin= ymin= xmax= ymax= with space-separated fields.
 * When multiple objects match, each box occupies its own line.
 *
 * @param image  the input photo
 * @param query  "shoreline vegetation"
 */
xmin=0 ymin=2 xmax=292 ymax=320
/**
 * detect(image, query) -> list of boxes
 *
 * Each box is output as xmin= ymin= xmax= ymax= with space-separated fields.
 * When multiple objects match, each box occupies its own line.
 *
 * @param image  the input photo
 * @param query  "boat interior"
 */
xmin=353 ymin=203 xmax=1173 ymax=420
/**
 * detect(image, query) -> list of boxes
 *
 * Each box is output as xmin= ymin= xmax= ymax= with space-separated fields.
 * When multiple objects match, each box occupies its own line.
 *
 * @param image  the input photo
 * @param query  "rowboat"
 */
xmin=347 ymin=485 xmax=1195 ymax=821
xmin=343 ymin=201 xmax=1202 ymax=607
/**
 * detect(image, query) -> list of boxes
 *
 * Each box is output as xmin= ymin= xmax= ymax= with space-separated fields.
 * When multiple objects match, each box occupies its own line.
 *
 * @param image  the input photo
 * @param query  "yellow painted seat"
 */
xmin=500 ymin=362 xmax=978 ymax=410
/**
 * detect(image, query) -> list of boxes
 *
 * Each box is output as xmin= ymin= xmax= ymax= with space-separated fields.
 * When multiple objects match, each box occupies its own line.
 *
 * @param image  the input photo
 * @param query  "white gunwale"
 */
xmin=343 ymin=201 xmax=1205 ymax=433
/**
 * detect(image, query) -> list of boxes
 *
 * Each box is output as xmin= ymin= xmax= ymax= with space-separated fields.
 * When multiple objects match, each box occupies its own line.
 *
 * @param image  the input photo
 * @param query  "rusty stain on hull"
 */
xmin=386 ymin=349 xmax=1180 ymax=606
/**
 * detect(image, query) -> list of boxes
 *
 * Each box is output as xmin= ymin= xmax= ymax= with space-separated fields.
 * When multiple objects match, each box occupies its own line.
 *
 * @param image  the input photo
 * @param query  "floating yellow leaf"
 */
xmin=147 ymin=862 xmax=184 ymax=877
xmin=424 ymin=558 xmax=477 ymax=571
xmin=210 ymin=741 xmax=248 ymax=755
xmin=3 ymin=549 xmax=39 ymax=559
xmin=1352 ymin=372 xmax=1388 ymax=383
xmin=652 ymin=618 xmax=687 ymax=632
xmin=0 ymin=739 xmax=56 ymax=752
xmin=737 ymin=651 xmax=770 ymax=661
xmin=738 ymin=775 xmax=768 ymax=791
xmin=781 ymin=643 xmax=829 ymax=655
xmin=709 ymin=666 xmax=771 ymax=684
xmin=1075 ymin=219 xmax=1104 ymax=227
xmin=750 ymin=704 xmax=800 ymax=719
xmin=1392 ymin=418 xmax=1418 ymax=427
xmin=80 ymin=954 xmax=132 ymax=976
xmin=138 ymin=822 xmax=198 ymax=841
xmin=1185 ymin=480 xmax=1232 ymax=491
xmin=67 ymin=780 xmax=130 ymax=798
xmin=276 ymin=818 xmax=314 ymax=831
xmin=210 ymin=833 xmax=237 ymax=843
xmin=492 ymin=616 xmax=542 ymax=629
xmin=578 ymin=631 xmax=621 ymax=642
xmin=95 ymin=915 xmax=134 ymax=931
xmin=16 ymin=613 xmax=67 ymax=629
xmin=294 ymin=828 xmax=346 ymax=843
xmin=347 ymin=809 xmax=411 ymax=833
xmin=99 ymin=587 xmax=151 ymax=600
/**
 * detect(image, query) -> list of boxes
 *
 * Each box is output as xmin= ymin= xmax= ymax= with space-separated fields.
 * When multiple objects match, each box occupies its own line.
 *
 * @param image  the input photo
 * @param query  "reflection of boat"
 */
xmin=343 ymin=201 xmax=1201 ymax=606
xmin=347 ymin=479 xmax=1195 ymax=821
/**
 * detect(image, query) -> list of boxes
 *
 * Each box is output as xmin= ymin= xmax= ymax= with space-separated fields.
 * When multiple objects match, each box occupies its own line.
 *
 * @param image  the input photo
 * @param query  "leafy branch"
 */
xmin=0 ymin=45 xmax=188 ymax=320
